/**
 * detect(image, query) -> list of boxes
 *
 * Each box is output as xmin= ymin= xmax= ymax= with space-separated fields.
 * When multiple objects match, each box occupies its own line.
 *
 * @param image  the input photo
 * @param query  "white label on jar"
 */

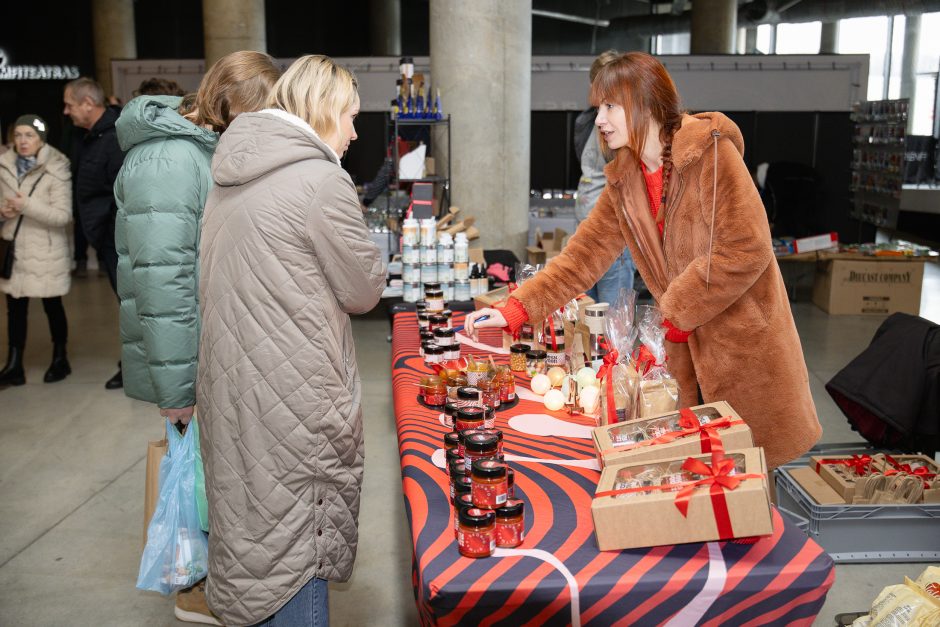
xmin=437 ymin=265 xmax=454 ymax=282
xmin=546 ymin=351 xmax=566 ymax=366
xmin=446 ymin=348 xmax=460 ymax=360
xmin=454 ymin=262 xmax=469 ymax=281
xmin=427 ymin=297 xmax=444 ymax=311
xmin=421 ymin=247 xmax=438 ymax=264
xmin=439 ymin=248 xmax=454 ymax=263
xmin=421 ymin=266 xmax=438 ymax=283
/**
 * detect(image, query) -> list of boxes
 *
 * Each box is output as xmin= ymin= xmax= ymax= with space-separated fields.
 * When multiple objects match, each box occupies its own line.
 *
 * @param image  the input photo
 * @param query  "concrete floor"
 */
xmin=0 ymin=262 xmax=937 ymax=627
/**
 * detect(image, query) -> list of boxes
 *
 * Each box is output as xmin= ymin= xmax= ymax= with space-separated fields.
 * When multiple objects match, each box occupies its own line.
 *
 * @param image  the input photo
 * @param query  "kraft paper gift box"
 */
xmin=591 ymin=447 xmax=773 ymax=551
xmin=811 ymin=454 xmax=877 ymax=502
xmin=592 ymin=401 xmax=754 ymax=468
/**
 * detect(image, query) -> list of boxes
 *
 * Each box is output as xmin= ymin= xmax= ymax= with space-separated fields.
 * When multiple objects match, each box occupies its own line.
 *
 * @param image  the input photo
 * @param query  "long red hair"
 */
xmin=590 ymin=52 xmax=683 ymax=168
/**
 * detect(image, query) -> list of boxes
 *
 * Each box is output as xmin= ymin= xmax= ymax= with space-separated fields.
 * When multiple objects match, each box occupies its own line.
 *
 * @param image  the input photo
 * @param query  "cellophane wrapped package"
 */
xmin=634 ymin=305 xmax=680 ymax=418
xmin=597 ymin=289 xmax=639 ymax=425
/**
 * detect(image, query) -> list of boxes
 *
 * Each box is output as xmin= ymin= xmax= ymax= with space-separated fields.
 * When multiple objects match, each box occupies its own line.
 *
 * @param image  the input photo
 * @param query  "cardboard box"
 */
xmin=473 ymin=285 xmax=509 ymax=310
xmin=813 ymin=258 xmax=925 ymax=315
xmin=592 ymin=401 xmax=754 ymax=468
xmin=526 ymin=228 xmax=568 ymax=265
xmin=592 ymin=448 xmax=773 ymax=550
xmin=787 ymin=466 xmax=846 ymax=505
xmin=811 ymin=455 xmax=871 ymax=501
xmin=869 ymin=454 xmax=940 ymax=477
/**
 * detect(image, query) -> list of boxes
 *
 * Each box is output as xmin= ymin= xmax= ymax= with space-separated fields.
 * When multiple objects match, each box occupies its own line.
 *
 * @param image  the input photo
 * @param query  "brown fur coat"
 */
xmin=512 ymin=112 xmax=821 ymax=468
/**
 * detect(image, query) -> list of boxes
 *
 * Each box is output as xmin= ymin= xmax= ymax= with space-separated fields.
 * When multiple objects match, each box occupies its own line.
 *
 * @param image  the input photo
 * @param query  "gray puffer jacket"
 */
xmin=197 ymin=109 xmax=386 ymax=626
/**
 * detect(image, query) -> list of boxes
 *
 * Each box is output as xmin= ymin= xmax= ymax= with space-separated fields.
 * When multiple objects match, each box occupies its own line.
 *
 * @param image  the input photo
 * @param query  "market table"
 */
xmin=392 ymin=312 xmax=835 ymax=626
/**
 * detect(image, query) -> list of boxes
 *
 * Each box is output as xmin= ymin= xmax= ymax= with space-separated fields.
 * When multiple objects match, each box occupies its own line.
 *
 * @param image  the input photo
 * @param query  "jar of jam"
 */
xmin=441 ymin=309 xmax=454 ymax=328
xmin=495 ymin=499 xmax=525 ymax=548
xmin=423 ymin=376 xmax=447 ymax=407
xmin=428 ymin=314 xmax=448 ymax=332
xmin=479 ymin=378 xmax=501 ymax=410
xmin=465 ymin=359 xmax=489 ymax=386
xmin=451 ymin=473 xmax=471 ymax=505
xmin=415 ymin=299 xmax=428 ymax=312
xmin=420 ymin=340 xmax=434 ymax=359
xmin=525 ymin=350 xmax=547 ymax=377
xmin=443 ymin=342 xmax=461 ymax=361
xmin=444 ymin=431 xmax=460 ymax=449
xmin=424 ymin=345 xmax=444 ymax=366
xmin=457 ymin=507 xmax=496 ymax=559
xmin=433 ymin=327 xmax=456 ymax=343
xmin=520 ymin=322 xmax=536 ymax=345
xmin=543 ymin=325 xmax=566 ymax=367
xmin=455 ymin=406 xmax=485 ymax=432
xmin=483 ymin=406 xmax=496 ymax=429
xmin=471 ymin=459 xmax=509 ymax=509
xmin=442 ymin=402 xmax=457 ymax=428
xmin=453 ymin=492 xmax=475 ymax=538
xmin=420 ymin=329 xmax=435 ymax=346
xmin=464 ymin=433 xmax=499 ymax=473
xmin=496 ymin=367 xmax=516 ymax=403
xmin=509 ymin=344 xmax=530 ymax=372
xmin=478 ymin=428 xmax=503 ymax=455
xmin=417 ymin=312 xmax=431 ymax=330
xmin=425 ymin=288 xmax=445 ymax=312
xmin=457 ymin=428 xmax=481 ymax=458
xmin=456 ymin=387 xmax=481 ymax=410
xmin=445 ymin=448 xmax=463 ymax=475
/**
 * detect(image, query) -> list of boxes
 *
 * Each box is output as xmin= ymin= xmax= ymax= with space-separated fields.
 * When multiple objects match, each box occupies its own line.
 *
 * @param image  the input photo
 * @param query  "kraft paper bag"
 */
xmin=143 ymin=437 xmax=167 ymax=548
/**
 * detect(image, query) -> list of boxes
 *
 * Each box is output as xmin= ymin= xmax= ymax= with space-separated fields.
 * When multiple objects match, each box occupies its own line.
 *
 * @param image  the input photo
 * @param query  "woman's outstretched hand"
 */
xmin=464 ymin=308 xmax=506 ymax=339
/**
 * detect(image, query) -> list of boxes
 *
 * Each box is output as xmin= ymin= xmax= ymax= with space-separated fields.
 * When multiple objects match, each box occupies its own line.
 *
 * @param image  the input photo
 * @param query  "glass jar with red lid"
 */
xmin=457 ymin=507 xmax=496 ymax=558
xmin=455 ymin=406 xmax=485 ymax=432
xmin=495 ymin=499 xmax=525 ymax=548
xmin=464 ymin=433 xmax=499 ymax=473
xmin=471 ymin=459 xmax=508 ymax=509
xmin=453 ymin=492 xmax=475 ymax=538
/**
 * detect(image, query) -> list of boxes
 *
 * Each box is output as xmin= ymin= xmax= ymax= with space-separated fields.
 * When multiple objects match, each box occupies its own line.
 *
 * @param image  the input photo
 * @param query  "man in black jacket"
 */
xmin=63 ymin=77 xmax=125 ymax=389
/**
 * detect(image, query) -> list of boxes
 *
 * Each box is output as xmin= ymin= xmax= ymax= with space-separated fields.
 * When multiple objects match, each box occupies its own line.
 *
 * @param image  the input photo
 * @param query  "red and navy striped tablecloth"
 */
xmin=392 ymin=312 xmax=834 ymax=626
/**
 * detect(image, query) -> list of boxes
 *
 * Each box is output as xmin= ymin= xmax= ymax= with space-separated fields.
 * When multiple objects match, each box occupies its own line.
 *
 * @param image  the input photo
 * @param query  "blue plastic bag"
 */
xmin=137 ymin=419 xmax=209 ymax=595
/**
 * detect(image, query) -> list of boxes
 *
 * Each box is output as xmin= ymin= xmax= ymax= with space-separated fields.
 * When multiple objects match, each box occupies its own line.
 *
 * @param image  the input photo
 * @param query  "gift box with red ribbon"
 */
xmin=870 ymin=454 xmax=939 ymax=483
xmin=591 ymin=446 xmax=772 ymax=551
xmin=592 ymin=401 xmax=754 ymax=468
xmin=811 ymin=454 xmax=877 ymax=501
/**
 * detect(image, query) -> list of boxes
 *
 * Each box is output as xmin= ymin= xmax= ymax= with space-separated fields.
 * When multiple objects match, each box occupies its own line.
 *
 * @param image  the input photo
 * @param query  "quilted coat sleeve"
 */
xmin=21 ymin=161 xmax=72 ymax=228
xmin=511 ymin=185 xmax=626 ymax=323
xmin=120 ymin=152 xmax=205 ymax=408
xmin=658 ymin=136 xmax=773 ymax=331
xmin=307 ymin=170 xmax=386 ymax=315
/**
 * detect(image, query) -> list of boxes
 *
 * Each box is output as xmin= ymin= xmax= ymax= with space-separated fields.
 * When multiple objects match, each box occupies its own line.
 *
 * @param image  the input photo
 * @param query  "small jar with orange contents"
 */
xmin=451 ymin=473 xmax=471 ymax=506
xmin=445 ymin=448 xmax=462 ymax=476
xmin=471 ymin=459 xmax=508 ymax=509
xmin=455 ymin=406 xmax=485 ymax=432
xmin=457 ymin=507 xmax=496 ymax=558
xmin=464 ymin=433 xmax=499 ymax=473
xmin=496 ymin=366 xmax=516 ymax=403
xmin=478 ymin=378 xmax=501 ymax=410
xmin=494 ymin=499 xmax=525 ymax=548
xmin=453 ymin=492 xmax=475 ymax=538
xmin=423 ymin=376 xmax=447 ymax=407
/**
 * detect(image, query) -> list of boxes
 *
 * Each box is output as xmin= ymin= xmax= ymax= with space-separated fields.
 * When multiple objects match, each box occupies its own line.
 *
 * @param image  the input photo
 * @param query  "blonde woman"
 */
xmin=198 ymin=54 xmax=386 ymax=627
xmin=114 ymin=51 xmax=280 ymax=625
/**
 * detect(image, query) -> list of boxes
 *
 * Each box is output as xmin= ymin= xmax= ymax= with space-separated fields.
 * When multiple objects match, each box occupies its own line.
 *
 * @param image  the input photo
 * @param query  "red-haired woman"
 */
xmin=468 ymin=52 xmax=820 ymax=468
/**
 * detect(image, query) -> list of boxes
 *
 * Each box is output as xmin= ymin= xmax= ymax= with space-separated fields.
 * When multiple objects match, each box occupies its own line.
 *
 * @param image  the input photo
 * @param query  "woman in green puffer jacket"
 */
xmin=114 ymin=51 xmax=280 ymax=627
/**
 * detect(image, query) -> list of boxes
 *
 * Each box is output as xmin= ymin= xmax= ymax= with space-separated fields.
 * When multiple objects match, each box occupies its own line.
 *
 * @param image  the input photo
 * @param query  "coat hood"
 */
xmin=671 ymin=111 xmax=744 ymax=172
xmin=116 ymin=95 xmax=218 ymax=153
xmin=211 ymin=109 xmax=340 ymax=187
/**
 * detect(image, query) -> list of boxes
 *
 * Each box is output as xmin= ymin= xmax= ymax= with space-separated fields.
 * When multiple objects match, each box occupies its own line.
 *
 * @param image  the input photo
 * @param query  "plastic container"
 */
xmin=421 ymin=246 xmax=438 ymax=264
xmin=420 ymin=264 xmax=438 ymax=284
xmin=454 ymin=232 xmax=469 ymax=263
xmin=402 ymin=218 xmax=419 ymax=246
xmin=454 ymin=280 xmax=471 ymax=301
xmin=437 ymin=232 xmax=454 ymax=263
xmin=775 ymin=464 xmax=940 ymax=563
xmin=403 ymin=282 xmax=421 ymax=303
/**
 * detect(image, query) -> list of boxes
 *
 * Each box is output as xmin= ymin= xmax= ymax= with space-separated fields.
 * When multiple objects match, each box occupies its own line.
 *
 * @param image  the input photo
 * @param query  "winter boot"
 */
xmin=0 ymin=347 xmax=26 ymax=386
xmin=44 ymin=344 xmax=71 ymax=383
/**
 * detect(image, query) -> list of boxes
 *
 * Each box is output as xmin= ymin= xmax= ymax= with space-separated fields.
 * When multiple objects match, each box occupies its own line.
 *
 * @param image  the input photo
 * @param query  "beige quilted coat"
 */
xmin=0 ymin=145 xmax=72 ymax=298
xmin=197 ymin=109 xmax=386 ymax=626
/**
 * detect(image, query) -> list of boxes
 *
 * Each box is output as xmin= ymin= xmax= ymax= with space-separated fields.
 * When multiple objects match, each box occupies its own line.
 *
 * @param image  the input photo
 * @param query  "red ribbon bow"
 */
xmin=814 ymin=454 xmax=873 ymax=477
xmin=633 ymin=345 xmax=659 ymax=376
xmin=596 ymin=345 xmax=621 ymax=424
xmin=883 ymin=455 xmax=937 ymax=486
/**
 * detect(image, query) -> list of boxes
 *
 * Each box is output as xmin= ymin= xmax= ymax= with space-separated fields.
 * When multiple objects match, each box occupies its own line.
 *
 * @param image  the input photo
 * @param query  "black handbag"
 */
xmin=1 ymin=172 xmax=46 ymax=280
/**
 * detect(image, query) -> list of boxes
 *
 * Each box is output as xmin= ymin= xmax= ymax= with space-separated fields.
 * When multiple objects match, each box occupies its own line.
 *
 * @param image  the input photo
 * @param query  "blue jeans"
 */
xmin=253 ymin=577 xmax=329 ymax=627
xmin=586 ymin=247 xmax=635 ymax=306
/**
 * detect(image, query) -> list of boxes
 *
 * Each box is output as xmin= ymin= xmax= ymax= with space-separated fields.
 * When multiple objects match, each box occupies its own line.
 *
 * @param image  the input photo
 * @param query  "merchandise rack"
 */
xmin=384 ymin=115 xmax=452 ymax=214
xmin=849 ymin=99 xmax=909 ymax=228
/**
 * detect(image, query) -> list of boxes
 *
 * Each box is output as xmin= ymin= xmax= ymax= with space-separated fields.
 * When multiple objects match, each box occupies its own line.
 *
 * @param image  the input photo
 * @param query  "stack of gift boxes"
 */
xmin=589 ymin=401 xmax=775 ymax=550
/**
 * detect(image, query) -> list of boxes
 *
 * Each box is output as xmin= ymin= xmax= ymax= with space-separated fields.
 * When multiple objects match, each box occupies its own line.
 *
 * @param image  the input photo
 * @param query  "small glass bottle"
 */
xmin=437 ymin=232 xmax=454 ymax=263
xmin=455 ymin=406 xmax=485 ymax=432
xmin=496 ymin=367 xmax=516 ymax=403
xmin=423 ymin=376 xmax=447 ymax=407
xmin=454 ymin=232 xmax=469 ymax=263
xmin=509 ymin=344 xmax=530 ymax=372
xmin=495 ymin=499 xmax=525 ymax=548
xmin=464 ymin=433 xmax=499 ymax=473
xmin=457 ymin=508 xmax=495 ymax=559
xmin=525 ymin=350 xmax=548 ymax=377
xmin=471 ymin=460 xmax=509 ymax=509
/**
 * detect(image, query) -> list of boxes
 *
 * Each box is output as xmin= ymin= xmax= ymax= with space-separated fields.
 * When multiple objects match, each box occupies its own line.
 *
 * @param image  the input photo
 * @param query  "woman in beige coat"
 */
xmin=0 ymin=115 xmax=73 ymax=386
xmin=198 ymin=55 xmax=386 ymax=626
